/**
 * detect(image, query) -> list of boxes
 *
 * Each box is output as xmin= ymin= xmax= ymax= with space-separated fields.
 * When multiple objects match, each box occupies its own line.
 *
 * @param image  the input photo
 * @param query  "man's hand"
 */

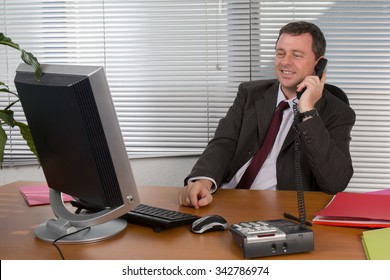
xmin=178 ymin=179 xmax=213 ymax=209
xmin=297 ymin=72 xmax=326 ymax=112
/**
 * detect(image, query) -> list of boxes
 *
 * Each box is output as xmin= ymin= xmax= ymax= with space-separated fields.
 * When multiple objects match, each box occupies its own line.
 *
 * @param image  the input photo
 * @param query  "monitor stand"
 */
xmin=34 ymin=219 xmax=127 ymax=244
xmin=34 ymin=189 xmax=128 ymax=244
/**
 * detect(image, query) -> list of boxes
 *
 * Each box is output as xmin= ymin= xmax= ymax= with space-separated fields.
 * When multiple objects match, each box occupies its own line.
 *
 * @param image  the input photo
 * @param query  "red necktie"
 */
xmin=236 ymin=101 xmax=289 ymax=189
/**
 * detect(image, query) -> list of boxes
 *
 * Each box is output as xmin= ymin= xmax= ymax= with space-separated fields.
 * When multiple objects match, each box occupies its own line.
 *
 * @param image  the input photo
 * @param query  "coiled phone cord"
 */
xmin=292 ymin=99 xmax=307 ymax=225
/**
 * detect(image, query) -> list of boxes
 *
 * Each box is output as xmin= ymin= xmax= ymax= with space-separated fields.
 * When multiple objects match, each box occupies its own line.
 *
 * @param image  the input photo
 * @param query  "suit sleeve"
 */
xmin=184 ymin=83 xmax=248 ymax=186
xmin=297 ymin=98 xmax=356 ymax=194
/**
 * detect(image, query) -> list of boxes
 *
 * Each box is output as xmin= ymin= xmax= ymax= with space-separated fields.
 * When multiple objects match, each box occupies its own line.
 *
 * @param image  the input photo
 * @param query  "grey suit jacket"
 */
xmin=185 ymin=79 xmax=356 ymax=194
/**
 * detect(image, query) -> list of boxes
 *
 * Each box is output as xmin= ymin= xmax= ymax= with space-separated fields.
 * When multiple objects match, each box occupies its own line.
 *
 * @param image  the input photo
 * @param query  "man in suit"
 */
xmin=179 ymin=21 xmax=355 ymax=209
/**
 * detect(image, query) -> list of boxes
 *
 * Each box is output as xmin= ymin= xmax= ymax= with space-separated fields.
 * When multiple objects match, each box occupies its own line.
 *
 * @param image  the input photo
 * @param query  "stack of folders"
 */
xmin=312 ymin=189 xmax=390 ymax=228
xmin=312 ymin=189 xmax=390 ymax=260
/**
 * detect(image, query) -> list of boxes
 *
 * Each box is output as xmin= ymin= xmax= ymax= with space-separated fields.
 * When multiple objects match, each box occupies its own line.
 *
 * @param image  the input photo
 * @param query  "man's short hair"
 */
xmin=276 ymin=21 xmax=326 ymax=59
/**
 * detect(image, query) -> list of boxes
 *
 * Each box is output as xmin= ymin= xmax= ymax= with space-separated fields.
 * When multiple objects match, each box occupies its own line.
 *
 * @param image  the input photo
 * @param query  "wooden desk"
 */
xmin=0 ymin=181 xmax=367 ymax=260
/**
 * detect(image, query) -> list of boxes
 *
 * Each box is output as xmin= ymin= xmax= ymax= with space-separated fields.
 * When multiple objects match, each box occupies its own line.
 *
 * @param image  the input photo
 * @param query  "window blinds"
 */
xmin=1 ymin=0 xmax=248 ymax=162
xmin=1 ymin=0 xmax=390 ymax=192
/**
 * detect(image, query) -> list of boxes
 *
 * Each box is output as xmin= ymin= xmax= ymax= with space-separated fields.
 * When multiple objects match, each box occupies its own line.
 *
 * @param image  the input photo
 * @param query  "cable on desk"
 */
xmin=51 ymin=227 xmax=91 ymax=260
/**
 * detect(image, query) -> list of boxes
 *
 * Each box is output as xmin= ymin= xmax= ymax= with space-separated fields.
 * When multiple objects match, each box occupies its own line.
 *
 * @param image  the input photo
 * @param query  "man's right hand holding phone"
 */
xmin=297 ymin=71 xmax=327 ymax=114
xmin=297 ymin=58 xmax=327 ymax=115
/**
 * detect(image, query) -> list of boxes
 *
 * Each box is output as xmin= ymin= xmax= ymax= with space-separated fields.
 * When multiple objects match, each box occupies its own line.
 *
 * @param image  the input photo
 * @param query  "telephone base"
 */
xmin=230 ymin=219 xmax=314 ymax=258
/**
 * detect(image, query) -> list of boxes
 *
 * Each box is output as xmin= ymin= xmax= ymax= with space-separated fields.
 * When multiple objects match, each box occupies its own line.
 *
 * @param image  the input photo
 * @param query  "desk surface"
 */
xmin=0 ymin=181 xmax=367 ymax=260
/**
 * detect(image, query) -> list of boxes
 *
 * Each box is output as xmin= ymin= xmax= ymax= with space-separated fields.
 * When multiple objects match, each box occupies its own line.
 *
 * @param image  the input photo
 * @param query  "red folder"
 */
xmin=312 ymin=191 xmax=390 ymax=228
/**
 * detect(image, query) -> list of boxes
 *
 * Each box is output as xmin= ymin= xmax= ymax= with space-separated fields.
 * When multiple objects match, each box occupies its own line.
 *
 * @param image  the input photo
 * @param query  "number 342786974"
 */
xmin=215 ymin=266 xmax=269 ymax=276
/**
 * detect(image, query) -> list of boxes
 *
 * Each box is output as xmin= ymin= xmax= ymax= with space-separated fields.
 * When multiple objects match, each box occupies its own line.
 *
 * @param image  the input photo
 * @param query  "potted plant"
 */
xmin=0 ymin=32 xmax=41 ymax=166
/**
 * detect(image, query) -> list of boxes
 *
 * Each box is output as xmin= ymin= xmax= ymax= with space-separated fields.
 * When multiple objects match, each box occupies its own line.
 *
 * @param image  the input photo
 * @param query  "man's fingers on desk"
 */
xmin=178 ymin=181 xmax=209 ymax=208
xmin=187 ymin=182 xmax=203 ymax=208
xmin=198 ymin=193 xmax=213 ymax=207
xmin=178 ymin=188 xmax=189 ymax=206
xmin=178 ymin=185 xmax=197 ymax=207
xmin=190 ymin=183 xmax=213 ymax=208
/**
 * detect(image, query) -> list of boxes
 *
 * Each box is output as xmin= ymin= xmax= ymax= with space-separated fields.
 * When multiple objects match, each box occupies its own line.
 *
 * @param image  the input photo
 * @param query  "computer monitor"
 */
xmin=14 ymin=63 xmax=140 ymax=244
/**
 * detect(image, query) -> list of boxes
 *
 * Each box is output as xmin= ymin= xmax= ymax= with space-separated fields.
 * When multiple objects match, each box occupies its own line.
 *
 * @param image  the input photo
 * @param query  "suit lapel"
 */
xmin=282 ymin=128 xmax=295 ymax=150
xmin=254 ymin=83 xmax=279 ymax=147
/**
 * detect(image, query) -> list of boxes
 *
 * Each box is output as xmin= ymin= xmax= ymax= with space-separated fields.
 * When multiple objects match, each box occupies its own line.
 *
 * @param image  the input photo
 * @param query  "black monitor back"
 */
xmin=14 ymin=64 xmax=139 ymax=209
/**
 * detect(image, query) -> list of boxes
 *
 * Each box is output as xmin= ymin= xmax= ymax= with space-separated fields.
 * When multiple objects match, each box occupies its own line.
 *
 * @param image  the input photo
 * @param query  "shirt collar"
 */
xmin=277 ymin=83 xmax=298 ymax=110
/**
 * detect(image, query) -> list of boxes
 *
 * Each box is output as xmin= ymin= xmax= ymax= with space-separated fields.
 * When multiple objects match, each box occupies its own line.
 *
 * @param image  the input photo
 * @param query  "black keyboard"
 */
xmin=123 ymin=204 xmax=200 ymax=232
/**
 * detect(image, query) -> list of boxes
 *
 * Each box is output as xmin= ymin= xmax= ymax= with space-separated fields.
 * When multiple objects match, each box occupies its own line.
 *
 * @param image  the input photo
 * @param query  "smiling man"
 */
xmin=179 ymin=21 xmax=356 ymax=209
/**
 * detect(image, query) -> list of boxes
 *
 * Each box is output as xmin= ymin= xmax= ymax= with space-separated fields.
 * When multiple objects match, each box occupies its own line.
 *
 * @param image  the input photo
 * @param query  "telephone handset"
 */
xmin=296 ymin=58 xmax=328 ymax=99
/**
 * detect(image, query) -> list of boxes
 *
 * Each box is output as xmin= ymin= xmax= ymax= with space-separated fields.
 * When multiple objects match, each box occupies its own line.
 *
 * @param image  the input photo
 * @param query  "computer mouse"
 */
xmin=190 ymin=215 xmax=229 ymax=234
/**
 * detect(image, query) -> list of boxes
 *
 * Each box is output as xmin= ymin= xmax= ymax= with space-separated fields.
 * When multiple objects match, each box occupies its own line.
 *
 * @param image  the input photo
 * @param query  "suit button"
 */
xmin=248 ymin=150 xmax=254 ymax=156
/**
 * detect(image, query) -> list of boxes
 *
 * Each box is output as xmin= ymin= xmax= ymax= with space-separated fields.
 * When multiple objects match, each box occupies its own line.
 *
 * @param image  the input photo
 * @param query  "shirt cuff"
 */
xmin=187 ymin=176 xmax=218 ymax=194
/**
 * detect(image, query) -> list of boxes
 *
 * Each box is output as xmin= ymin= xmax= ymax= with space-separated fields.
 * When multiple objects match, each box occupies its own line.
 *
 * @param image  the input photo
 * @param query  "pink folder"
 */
xmin=20 ymin=185 xmax=73 ymax=206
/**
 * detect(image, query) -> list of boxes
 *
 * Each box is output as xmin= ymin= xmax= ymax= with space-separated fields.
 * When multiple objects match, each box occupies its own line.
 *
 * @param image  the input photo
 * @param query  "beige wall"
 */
xmin=0 ymin=156 xmax=199 ymax=187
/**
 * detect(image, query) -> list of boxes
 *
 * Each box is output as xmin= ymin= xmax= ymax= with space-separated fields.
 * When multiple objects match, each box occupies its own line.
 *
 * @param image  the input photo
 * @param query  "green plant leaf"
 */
xmin=15 ymin=121 xmax=39 ymax=162
xmin=0 ymin=86 xmax=17 ymax=96
xmin=0 ymin=81 xmax=14 ymax=94
xmin=1 ymin=32 xmax=42 ymax=80
xmin=0 ymin=126 xmax=7 ymax=167
xmin=0 ymin=32 xmax=19 ymax=49
xmin=0 ymin=110 xmax=16 ymax=127
xmin=1 ymin=32 xmax=41 ymax=165
xmin=0 ymin=81 xmax=18 ymax=97
xmin=20 ymin=49 xmax=42 ymax=80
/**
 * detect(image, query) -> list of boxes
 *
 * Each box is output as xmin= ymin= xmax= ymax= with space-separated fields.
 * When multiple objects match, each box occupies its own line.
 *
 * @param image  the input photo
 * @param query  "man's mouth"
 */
xmin=281 ymin=69 xmax=294 ymax=75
